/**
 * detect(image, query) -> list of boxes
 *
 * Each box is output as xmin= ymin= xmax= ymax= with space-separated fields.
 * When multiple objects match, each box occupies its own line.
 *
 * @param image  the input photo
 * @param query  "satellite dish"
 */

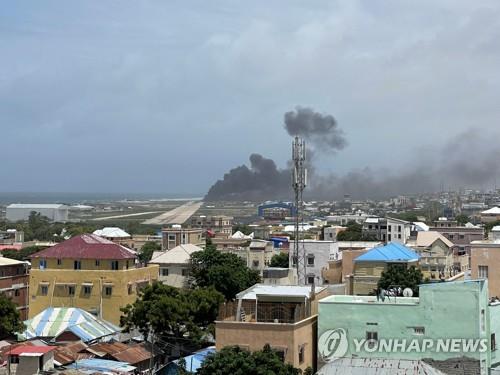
xmin=403 ymin=288 xmax=413 ymax=297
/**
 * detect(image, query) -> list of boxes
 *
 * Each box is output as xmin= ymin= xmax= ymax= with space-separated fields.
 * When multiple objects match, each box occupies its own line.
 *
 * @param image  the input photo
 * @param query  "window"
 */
xmin=168 ymin=234 xmax=176 ymax=241
xmin=479 ymin=265 xmax=489 ymax=279
xmin=41 ymin=285 xmax=48 ymax=296
xmin=74 ymin=260 xmax=81 ymax=270
xmin=253 ymin=260 xmax=259 ymax=267
xmin=83 ymin=286 xmax=92 ymax=295
xmin=182 ymin=269 xmax=188 ymax=277
xmin=57 ymin=259 xmax=62 ymax=266
xmin=388 ymin=226 xmax=391 ymax=232
xmin=459 ymin=234 xmax=465 ymax=240
xmin=298 ymin=345 xmax=305 ymax=364
xmin=128 ymin=284 xmax=133 ymax=295
xmin=411 ymin=327 xmax=425 ymax=335
xmin=68 ymin=286 xmax=75 ymax=296
xmin=95 ymin=260 xmax=100 ymax=267
xmin=10 ymin=355 xmax=19 ymax=364
xmin=307 ymin=275 xmax=315 ymax=285
xmin=14 ymin=289 xmax=20 ymax=297
xmin=398 ymin=225 xmax=402 ymax=232
xmin=492 ymin=333 xmax=497 ymax=352
xmin=274 ymin=350 xmax=286 ymax=362
xmin=398 ymin=234 xmax=402 ymax=239
xmin=449 ymin=234 xmax=454 ymax=240
xmin=105 ymin=286 xmax=112 ymax=296
xmin=126 ymin=261 xmax=129 ymax=270
xmin=481 ymin=309 xmax=485 ymax=333
xmin=111 ymin=260 xmax=119 ymax=270
xmin=161 ymin=268 xmax=169 ymax=276
xmin=388 ymin=234 xmax=392 ymax=241
xmin=366 ymin=331 xmax=378 ymax=348
xmin=39 ymin=259 xmax=47 ymax=270
xmin=307 ymin=256 xmax=315 ymax=266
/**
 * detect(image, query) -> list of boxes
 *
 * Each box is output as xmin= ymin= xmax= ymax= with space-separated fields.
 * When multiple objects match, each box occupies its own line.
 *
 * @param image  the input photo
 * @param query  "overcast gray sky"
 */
xmin=1 ymin=1 xmax=499 ymax=194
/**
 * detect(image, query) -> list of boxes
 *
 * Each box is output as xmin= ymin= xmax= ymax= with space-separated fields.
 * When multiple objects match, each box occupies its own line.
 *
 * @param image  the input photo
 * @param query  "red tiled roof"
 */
xmin=30 ymin=234 xmax=136 ymax=260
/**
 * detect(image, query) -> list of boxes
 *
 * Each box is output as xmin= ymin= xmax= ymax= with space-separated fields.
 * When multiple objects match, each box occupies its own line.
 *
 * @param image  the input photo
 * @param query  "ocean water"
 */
xmin=0 ymin=192 xmax=204 ymax=205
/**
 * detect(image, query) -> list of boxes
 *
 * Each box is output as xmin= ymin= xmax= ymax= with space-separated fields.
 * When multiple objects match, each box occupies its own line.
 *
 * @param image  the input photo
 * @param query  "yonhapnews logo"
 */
xmin=318 ymin=329 xmax=489 ymax=362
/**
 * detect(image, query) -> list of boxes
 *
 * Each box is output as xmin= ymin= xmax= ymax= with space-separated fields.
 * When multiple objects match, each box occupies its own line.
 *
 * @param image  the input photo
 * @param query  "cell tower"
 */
xmin=291 ymin=136 xmax=307 ymax=285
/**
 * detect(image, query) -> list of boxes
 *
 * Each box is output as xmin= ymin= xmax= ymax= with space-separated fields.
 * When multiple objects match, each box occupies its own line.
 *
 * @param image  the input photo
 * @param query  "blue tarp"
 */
xmin=161 ymin=347 xmax=216 ymax=375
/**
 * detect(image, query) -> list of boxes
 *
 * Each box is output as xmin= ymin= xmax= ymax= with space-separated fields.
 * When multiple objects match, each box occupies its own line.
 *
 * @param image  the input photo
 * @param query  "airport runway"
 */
xmin=141 ymin=201 xmax=203 ymax=225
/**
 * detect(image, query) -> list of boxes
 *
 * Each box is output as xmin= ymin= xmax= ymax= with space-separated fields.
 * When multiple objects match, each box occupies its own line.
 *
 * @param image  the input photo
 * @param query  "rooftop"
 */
xmin=9 ymin=346 xmax=55 ymax=356
xmin=236 ymin=283 xmax=325 ymax=300
xmin=482 ymin=207 xmax=500 ymax=215
xmin=30 ymin=234 xmax=136 ymax=260
xmin=93 ymin=227 xmax=130 ymax=238
xmin=354 ymin=242 xmax=420 ymax=263
xmin=21 ymin=307 xmax=121 ymax=342
xmin=7 ymin=204 xmax=68 ymax=209
xmin=319 ymin=294 xmax=419 ymax=306
xmin=149 ymin=244 xmax=202 ymax=264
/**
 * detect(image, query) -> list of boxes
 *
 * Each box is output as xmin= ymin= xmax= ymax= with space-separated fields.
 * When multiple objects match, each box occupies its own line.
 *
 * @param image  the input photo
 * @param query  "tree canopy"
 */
xmin=337 ymin=221 xmax=376 ymax=241
xmin=0 ymin=294 xmax=24 ymax=339
xmin=196 ymin=345 xmax=310 ymax=375
xmin=120 ymin=282 xmax=223 ymax=345
xmin=455 ymin=214 xmax=471 ymax=226
xmin=189 ymin=240 xmax=260 ymax=300
xmin=377 ymin=264 xmax=423 ymax=296
xmin=1 ymin=245 xmax=48 ymax=261
xmin=269 ymin=252 xmax=289 ymax=268
xmin=138 ymin=241 xmax=161 ymax=263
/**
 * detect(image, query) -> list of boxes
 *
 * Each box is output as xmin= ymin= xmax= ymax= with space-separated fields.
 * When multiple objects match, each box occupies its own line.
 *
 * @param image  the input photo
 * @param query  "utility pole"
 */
xmin=291 ymin=136 xmax=307 ymax=285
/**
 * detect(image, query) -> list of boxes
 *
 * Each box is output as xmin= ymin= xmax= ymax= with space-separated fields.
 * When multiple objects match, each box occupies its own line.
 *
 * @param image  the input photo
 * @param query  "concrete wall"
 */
xmin=157 ymin=264 xmax=189 ymax=288
xmin=216 ymin=315 xmax=317 ymax=371
xmin=472 ymin=246 xmax=500 ymax=299
xmin=318 ymin=280 xmax=491 ymax=371
xmin=29 ymin=264 xmax=159 ymax=324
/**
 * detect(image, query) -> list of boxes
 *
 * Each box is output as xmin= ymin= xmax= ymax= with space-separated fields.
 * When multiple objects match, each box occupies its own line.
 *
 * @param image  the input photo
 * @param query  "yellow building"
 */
xmin=29 ymin=234 xmax=158 ymax=325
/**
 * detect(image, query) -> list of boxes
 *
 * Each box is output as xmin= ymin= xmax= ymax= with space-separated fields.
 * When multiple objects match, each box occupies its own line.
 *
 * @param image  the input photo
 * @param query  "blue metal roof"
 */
xmin=69 ymin=359 xmax=136 ymax=372
xmin=354 ymin=242 xmax=420 ymax=262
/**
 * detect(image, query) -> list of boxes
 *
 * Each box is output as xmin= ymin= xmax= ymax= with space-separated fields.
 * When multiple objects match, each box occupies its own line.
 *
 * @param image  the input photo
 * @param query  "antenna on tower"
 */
xmin=291 ymin=136 xmax=307 ymax=285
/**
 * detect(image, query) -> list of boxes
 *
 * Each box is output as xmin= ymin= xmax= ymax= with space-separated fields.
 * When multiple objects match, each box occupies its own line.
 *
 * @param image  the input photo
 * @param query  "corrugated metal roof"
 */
xmin=87 ymin=342 xmax=161 ymax=364
xmin=354 ymin=242 xmax=420 ymax=263
xmin=317 ymin=358 xmax=446 ymax=374
xmin=236 ymin=284 xmax=326 ymax=300
xmin=21 ymin=307 xmax=121 ymax=342
xmin=30 ymin=234 xmax=136 ymax=260
xmin=68 ymin=358 xmax=136 ymax=373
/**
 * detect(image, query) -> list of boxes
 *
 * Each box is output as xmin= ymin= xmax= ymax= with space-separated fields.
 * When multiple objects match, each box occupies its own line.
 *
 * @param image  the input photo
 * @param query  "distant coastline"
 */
xmin=0 ymin=192 xmax=204 ymax=205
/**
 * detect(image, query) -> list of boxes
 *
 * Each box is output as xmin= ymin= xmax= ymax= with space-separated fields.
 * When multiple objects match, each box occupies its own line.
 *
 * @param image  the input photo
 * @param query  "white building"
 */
xmin=290 ymin=240 xmax=339 ymax=285
xmin=6 ymin=204 xmax=69 ymax=222
xmin=149 ymin=244 xmax=202 ymax=288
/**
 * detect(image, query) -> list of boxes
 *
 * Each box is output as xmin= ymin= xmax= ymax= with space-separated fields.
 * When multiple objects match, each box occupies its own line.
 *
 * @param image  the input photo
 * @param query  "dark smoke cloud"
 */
xmin=284 ymin=107 xmax=347 ymax=152
xmin=205 ymin=106 xmax=500 ymax=201
xmin=205 ymin=154 xmax=291 ymax=201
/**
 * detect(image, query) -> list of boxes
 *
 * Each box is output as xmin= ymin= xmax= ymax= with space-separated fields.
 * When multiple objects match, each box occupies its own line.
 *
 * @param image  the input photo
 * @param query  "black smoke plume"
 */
xmin=284 ymin=107 xmax=347 ymax=152
xmin=205 ymin=106 xmax=500 ymax=201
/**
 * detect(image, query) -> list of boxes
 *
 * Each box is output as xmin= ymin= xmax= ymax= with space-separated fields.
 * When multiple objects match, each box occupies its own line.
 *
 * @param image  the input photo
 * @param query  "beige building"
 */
xmin=471 ymin=238 xmax=500 ymax=298
xmin=216 ymin=284 xmax=328 ymax=372
xmin=149 ymin=244 xmax=202 ymax=288
xmin=407 ymin=231 xmax=456 ymax=279
xmin=189 ymin=215 xmax=233 ymax=236
xmin=29 ymin=234 xmax=159 ymax=325
xmin=161 ymin=226 xmax=203 ymax=250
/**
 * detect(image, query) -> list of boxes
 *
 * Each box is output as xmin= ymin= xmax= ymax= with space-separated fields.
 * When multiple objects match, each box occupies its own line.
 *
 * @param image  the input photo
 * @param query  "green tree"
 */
xmin=120 ymin=282 xmax=223 ymax=345
xmin=0 ymin=294 xmax=25 ymax=339
xmin=378 ymin=264 xmax=423 ymax=296
xmin=394 ymin=212 xmax=418 ymax=223
xmin=232 ymin=224 xmax=253 ymax=236
xmin=269 ymin=252 xmax=289 ymax=268
xmin=190 ymin=241 xmax=260 ymax=300
xmin=139 ymin=241 xmax=161 ymax=263
xmin=455 ymin=214 xmax=470 ymax=226
xmin=337 ymin=221 xmax=376 ymax=241
xmin=1 ymin=246 xmax=48 ymax=261
xmin=196 ymin=345 xmax=302 ymax=375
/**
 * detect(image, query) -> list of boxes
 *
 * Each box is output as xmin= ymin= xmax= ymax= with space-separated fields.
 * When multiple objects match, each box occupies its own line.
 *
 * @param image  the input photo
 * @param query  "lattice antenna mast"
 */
xmin=291 ymin=136 xmax=307 ymax=285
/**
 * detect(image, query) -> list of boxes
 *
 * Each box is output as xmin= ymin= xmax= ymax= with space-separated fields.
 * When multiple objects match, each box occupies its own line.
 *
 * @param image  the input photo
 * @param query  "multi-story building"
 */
xmin=471 ymin=236 xmax=500 ymax=298
xmin=290 ymin=241 xmax=340 ymax=285
xmin=0 ymin=229 xmax=24 ymax=251
xmin=247 ymin=240 xmax=276 ymax=273
xmin=351 ymin=242 xmax=420 ymax=295
xmin=29 ymin=234 xmax=159 ymax=325
xmin=216 ymin=284 xmax=329 ymax=372
xmin=481 ymin=207 xmax=500 ymax=224
xmin=189 ymin=215 xmax=233 ymax=236
xmin=431 ymin=225 xmax=484 ymax=256
xmin=149 ymin=244 xmax=202 ymax=288
xmin=161 ymin=226 xmax=203 ymax=251
xmin=0 ymin=257 xmax=29 ymax=320
xmin=318 ymin=280 xmax=499 ymax=374
xmin=6 ymin=204 xmax=69 ymax=222
xmin=362 ymin=217 xmax=412 ymax=244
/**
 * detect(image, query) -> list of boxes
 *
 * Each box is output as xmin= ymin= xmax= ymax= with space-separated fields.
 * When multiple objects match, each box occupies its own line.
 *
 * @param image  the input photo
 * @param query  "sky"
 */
xmin=1 ymin=1 xmax=500 ymax=195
